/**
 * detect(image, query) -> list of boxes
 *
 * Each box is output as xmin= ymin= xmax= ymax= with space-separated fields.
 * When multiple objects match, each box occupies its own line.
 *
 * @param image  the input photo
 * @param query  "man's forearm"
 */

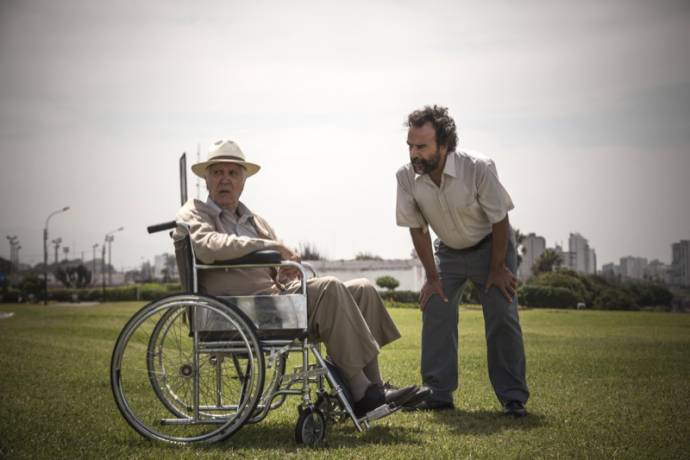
xmin=410 ymin=228 xmax=438 ymax=280
xmin=490 ymin=215 xmax=510 ymax=270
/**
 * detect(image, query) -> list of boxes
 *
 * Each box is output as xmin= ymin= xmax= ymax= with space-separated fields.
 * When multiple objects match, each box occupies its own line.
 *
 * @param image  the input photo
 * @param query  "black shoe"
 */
xmin=503 ymin=400 xmax=527 ymax=418
xmin=382 ymin=383 xmax=418 ymax=406
xmin=354 ymin=383 xmax=417 ymax=417
xmin=353 ymin=384 xmax=386 ymax=417
xmin=403 ymin=398 xmax=454 ymax=411
xmin=401 ymin=385 xmax=432 ymax=408
xmin=380 ymin=381 xmax=416 ymax=402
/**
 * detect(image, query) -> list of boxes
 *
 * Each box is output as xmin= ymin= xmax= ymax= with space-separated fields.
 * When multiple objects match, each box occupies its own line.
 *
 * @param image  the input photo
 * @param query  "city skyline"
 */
xmin=2 ymin=1 xmax=689 ymax=270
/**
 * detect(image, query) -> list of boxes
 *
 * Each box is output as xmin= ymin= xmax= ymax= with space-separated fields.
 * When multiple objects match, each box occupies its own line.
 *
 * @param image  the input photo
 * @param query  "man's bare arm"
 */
xmin=410 ymin=228 xmax=448 ymax=310
xmin=485 ymin=215 xmax=518 ymax=301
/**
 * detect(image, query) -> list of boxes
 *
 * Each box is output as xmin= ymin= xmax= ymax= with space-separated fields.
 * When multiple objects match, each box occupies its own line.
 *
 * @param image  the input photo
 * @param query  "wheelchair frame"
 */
xmin=110 ymin=221 xmax=399 ymax=445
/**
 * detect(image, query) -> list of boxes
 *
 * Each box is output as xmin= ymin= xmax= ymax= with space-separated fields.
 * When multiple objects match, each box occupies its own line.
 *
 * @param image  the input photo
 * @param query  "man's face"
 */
xmin=407 ymin=122 xmax=447 ymax=175
xmin=205 ymin=163 xmax=246 ymax=210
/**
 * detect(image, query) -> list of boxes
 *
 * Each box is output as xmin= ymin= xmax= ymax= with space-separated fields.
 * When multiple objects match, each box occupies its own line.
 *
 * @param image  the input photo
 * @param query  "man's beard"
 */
xmin=411 ymin=150 xmax=441 ymax=175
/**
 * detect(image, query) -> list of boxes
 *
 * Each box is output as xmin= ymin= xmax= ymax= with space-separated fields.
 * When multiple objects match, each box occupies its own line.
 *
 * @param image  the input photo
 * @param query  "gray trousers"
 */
xmin=421 ymin=236 xmax=529 ymax=405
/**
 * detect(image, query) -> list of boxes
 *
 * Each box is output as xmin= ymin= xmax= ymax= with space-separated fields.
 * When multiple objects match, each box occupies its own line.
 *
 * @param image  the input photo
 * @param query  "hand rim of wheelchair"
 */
xmin=110 ymin=293 xmax=265 ymax=444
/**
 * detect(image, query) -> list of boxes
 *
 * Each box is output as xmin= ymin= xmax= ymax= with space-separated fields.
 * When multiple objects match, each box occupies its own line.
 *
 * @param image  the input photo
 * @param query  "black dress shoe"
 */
xmin=503 ymin=400 xmax=527 ymax=418
xmin=380 ymin=381 xmax=416 ymax=401
xmin=353 ymin=384 xmax=386 ymax=417
xmin=403 ymin=398 xmax=454 ymax=411
xmin=354 ymin=383 xmax=417 ymax=417
xmin=382 ymin=383 xmax=418 ymax=405
xmin=400 ymin=385 xmax=432 ymax=408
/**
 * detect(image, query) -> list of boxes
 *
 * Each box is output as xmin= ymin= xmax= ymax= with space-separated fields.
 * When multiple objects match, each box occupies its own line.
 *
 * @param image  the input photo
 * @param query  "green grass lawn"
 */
xmin=1 ymin=302 xmax=689 ymax=459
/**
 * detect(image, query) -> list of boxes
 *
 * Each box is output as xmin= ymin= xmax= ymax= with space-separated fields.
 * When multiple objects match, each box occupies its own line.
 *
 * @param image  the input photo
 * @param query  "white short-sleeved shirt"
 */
xmin=396 ymin=150 xmax=514 ymax=250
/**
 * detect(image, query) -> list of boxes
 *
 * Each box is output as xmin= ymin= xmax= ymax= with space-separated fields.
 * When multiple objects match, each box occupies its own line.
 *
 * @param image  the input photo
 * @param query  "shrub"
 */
xmin=624 ymin=282 xmax=673 ymax=308
xmin=594 ymin=287 xmax=639 ymax=310
xmin=376 ymin=276 xmax=400 ymax=292
xmin=518 ymin=285 xmax=580 ymax=308
xmin=139 ymin=284 xmax=171 ymax=300
xmin=389 ymin=290 xmax=419 ymax=303
xmin=461 ymin=280 xmax=480 ymax=304
xmin=384 ymin=300 xmax=418 ymax=309
xmin=50 ymin=288 xmax=79 ymax=302
xmin=1 ymin=288 xmax=22 ymax=303
xmin=19 ymin=274 xmax=44 ymax=299
xmin=529 ymin=270 xmax=589 ymax=303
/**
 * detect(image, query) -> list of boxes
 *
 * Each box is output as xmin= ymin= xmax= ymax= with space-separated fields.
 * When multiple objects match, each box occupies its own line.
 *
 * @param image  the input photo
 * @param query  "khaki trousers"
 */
xmin=289 ymin=276 xmax=400 ymax=379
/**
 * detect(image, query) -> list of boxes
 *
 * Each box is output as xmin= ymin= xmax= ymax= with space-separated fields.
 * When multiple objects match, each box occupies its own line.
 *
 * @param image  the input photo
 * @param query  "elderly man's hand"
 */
xmin=275 ymin=244 xmax=301 ymax=285
xmin=276 ymin=244 xmax=301 ymax=262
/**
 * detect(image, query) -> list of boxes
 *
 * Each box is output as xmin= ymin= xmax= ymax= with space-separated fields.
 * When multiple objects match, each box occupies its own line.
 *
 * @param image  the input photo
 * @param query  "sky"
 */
xmin=1 ymin=0 xmax=689 ymax=271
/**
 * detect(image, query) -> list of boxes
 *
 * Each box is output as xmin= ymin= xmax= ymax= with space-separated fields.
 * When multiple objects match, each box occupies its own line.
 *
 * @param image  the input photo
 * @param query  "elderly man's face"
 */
xmin=206 ymin=163 xmax=246 ymax=211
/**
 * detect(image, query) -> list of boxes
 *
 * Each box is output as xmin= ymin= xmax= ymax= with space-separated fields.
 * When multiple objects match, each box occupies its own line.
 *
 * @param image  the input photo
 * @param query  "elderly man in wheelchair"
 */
xmin=110 ymin=140 xmax=428 ymax=445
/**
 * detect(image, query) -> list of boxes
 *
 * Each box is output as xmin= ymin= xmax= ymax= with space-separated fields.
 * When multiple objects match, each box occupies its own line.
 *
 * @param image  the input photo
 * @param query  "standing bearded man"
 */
xmin=396 ymin=105 xmax=529 ymax=416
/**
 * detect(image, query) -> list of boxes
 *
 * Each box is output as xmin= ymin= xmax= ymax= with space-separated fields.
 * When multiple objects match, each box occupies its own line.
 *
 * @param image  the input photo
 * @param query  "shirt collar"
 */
xmin=443 ymin=151 xmax=457 ymax=178
xmin=205 ymin=197 xmax=254 ymax=224
xmin=413 ymin=151 xmax=457 ymax=183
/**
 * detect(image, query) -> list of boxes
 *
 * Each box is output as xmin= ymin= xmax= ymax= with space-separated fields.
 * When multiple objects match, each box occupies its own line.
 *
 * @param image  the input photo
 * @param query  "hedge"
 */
xmin=518 ymin=285 xmax=580 ymax=308
xmin=1 ymin=283 xmax=183 ymax=303
xmin=387 ymin=290 xmax=419 ymax=303
xmin=594 ymin=287 xmax=639 ymax=311
xmin=529 ymin=271 xmax=589 ymax=303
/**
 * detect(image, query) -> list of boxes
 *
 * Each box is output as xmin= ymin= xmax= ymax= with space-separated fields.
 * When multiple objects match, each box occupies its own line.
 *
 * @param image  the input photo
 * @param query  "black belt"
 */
xmin=440 ymin=233 xmax=492 ymax=252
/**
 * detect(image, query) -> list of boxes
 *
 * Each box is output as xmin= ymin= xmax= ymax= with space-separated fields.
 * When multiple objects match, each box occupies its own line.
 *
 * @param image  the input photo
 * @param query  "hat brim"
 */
xmin=191 ymin=159 xmax=261 ymax=178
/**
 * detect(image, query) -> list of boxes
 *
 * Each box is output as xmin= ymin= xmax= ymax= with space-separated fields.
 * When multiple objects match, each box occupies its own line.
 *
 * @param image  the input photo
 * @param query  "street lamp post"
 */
xmin=92 ymin=244 xmax=99 ymax=285
xmin=6 ymin=236 xmax=18 ymax=273
xmin=52 ymin=238 xmax=62 ymax=265
xmin=43 ymin=206 xmax=70 ymax=305
xmin=101 ymin=227 xmax=124 ymax=300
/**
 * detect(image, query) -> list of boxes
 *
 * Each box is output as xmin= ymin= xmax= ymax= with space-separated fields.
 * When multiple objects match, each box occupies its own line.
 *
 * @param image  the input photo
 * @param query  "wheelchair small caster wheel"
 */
xmin=295 ymin=405 xmax=326 ymax=445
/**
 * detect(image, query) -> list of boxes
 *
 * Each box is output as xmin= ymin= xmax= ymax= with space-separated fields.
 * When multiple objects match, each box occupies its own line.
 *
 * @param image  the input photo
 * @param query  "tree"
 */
xmin=298 ymin=242 xmax=324 ymax=261
xmin=161 ymin=254 xmax=177 ymax=283
xmin=55 ymin=265 xmax=92 ymax=288
xmin=376 ymin=276 xmax=399 ymax=292
xmin=532 ymin=249 xmax=563 ymax=276
xmin=19 ymin=274 xmax=43 ymax=301
xmin=514 ymin=228 xmax=528 ymax=269
xmin=355 ymin=252 xmax=383 ymax=261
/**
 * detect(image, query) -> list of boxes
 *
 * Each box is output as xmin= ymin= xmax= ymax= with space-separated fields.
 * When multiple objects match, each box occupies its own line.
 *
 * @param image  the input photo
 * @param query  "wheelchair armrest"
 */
xmin=209 ymin=250 xmax=282 ymax=266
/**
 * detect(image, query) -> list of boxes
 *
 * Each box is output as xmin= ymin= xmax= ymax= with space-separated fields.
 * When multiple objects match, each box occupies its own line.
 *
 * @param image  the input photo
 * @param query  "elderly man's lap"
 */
xmin=344 ymin=278 xmax=401 ymax=347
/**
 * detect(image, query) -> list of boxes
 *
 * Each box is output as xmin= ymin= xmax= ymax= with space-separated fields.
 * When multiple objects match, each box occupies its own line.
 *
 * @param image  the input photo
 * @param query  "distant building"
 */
xmin=555 ymin=244 xmax=575 ymax=271
xmin=620 ymin=256 xmax=648 ymax=280
xmin=309 ymin=259 xmax=423 ymax=291
xmin=645 ymin=259 xmax=670 ymax=284
xmin=519 ymin=233 xmax=546 ymax=281
xmin=588 ymin=248 xmax=597 ymax=274
xmin=569 ymin=233 xmax=596 ymax=274
xmin=601 ymin=262 xmax=620 ymax=279
xmin=153 ymin=253 xmax=177 ymax=281
xmin=671 ymin=240 xmax=690 ymax=287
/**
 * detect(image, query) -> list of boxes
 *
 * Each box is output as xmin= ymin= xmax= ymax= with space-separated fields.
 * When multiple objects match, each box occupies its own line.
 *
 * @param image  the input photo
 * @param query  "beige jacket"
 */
xmin=174 ymin=198 xmax=281 ymax=296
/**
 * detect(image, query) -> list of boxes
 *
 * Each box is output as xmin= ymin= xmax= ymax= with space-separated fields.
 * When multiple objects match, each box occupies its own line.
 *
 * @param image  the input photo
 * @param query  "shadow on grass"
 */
xmin=432 ymin=409 xmax=546 ymax=435
xmin=122 ymin=420 xmax=423 ymax=453
xmin=120 ymin=410 xmax=545 ymax=454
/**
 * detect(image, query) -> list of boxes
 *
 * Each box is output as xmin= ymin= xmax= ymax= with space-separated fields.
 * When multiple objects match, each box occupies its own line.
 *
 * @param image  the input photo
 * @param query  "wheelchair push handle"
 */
xmin=147 ymin=220 xmax=178 ymax=234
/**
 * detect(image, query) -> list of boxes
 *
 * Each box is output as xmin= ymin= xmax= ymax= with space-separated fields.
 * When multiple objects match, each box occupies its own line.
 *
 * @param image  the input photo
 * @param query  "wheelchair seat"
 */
xmin=174 ymin=232 xmax=309 ymax=341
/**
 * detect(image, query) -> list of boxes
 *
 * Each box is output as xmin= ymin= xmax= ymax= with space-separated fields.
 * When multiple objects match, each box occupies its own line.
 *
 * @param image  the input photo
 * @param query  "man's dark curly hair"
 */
xmin=406 ymin=105 xmax=458 ymax=153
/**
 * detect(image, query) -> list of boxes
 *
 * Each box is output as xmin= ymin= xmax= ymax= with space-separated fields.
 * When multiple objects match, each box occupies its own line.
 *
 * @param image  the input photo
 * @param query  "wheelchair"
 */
xmin=110 ymin=220 xmax=406 ymax=445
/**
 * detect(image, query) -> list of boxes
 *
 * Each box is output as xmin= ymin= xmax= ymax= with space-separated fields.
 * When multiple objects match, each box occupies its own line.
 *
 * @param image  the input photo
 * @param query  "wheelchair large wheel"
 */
xmin=111 ymin=294 xmax=265 ymax=444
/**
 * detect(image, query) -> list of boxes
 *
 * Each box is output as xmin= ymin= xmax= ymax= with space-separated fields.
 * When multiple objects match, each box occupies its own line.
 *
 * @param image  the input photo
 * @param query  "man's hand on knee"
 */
xmin=485 ymin=264 xmax=517 ymax=302
xmin=420 ymin=277 xmax=448 ymax=311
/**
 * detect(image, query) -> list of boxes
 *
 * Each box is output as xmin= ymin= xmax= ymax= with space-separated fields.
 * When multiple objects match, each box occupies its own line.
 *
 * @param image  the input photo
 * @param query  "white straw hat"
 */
xmin=191 ymin=139 xmax=261 ymax=178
